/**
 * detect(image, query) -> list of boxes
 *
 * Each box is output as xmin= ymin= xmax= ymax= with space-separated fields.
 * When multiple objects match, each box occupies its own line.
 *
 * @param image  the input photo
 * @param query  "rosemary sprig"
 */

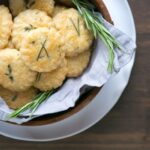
xmin=70 ymin=18 xmax=80 ymax=36
xmin=72 ymin=0 xmax=121 ymax=72
xmin=37 ymin=39 xmax=50 ymax=61
xmin=5 ymin=64 xmax=14 ymax=82
xmin=8 ymin=90 xmax=54 ymax=118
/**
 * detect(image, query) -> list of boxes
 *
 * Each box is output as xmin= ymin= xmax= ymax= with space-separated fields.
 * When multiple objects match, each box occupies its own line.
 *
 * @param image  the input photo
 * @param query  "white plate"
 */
xmin=0 ymin=0 xmax=136 ymax=141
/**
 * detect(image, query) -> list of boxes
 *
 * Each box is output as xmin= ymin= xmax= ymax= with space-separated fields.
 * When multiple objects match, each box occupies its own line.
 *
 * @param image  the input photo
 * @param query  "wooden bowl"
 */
xmin=0 ymin=0 xmax=112 ymax=126
xmin=25 ymin=0 xmax=112 ymax=126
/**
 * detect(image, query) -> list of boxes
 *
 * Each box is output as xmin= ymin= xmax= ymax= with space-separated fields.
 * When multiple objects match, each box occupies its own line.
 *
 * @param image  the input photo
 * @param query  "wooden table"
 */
xmin=0 ymin=0 xmax=149 ymax=149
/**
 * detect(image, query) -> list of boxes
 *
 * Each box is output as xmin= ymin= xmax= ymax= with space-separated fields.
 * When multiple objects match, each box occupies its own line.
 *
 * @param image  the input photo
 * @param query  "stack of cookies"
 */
xmin=0 ymin=0 xmax=94 ymax=109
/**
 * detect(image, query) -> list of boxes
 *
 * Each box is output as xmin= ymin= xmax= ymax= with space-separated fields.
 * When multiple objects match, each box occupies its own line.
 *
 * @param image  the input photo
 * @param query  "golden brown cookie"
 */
xmin=0 ymin=5 xmax=13 ymax=50
xmin=9 ymin=0 xmax=26 ymax=17
xmin=12 ymin=9 xmax=53 ymax=49
xmin=30 ymin=0 xmax=55 ymax=16
xmin=34 ymin=59 xmax=67 ymax=91
xmin=53 ymin=8 xmax=94 ymax=57
xmin=20 ymin=28 xmax=65 ymax=72
xmin=0 ymin=86 xmax=39 ymax=109
xmin=67 ymin=50 xmax=91 ymax=77
xmin=0 ymin=49 xmax=36 ymax=92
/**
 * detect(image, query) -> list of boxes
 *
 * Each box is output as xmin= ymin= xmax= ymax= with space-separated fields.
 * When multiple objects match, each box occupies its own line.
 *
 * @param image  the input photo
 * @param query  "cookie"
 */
xmin=9 ymin=0 xmax=26 ymax=17
xmin=67 ymin=50 xmax=91 ymax=77
xmin=0 ymin=86 xmax=39 ymax=109
xmin=0 ymin=49 xmax=36 ymax=92
xmin=12 ymin=9 xmax=53 ymax=49
xmin=0 ymin=5 xmax=13 ymax=50
xmin=52 ymin=5 xmax=67 ymax=17
xmin=34 ymin=59 xmax=67 ymax=91
xmin=20 ymin=28 xmax=65 ymax=72
xmin=53 ymin=8 xmax=94 ymax=57
xmin=30 ymin=0 xmax=55 ymax=16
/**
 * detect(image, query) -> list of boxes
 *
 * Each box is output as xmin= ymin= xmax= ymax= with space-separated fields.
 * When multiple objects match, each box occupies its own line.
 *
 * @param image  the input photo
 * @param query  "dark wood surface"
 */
xmin=0 ymin=0 xmax=150 ymax=149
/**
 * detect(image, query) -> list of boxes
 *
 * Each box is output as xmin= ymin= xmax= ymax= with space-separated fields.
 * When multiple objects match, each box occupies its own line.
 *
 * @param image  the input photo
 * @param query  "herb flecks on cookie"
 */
xmin=5 ymin=64 xmax=14 ymax=82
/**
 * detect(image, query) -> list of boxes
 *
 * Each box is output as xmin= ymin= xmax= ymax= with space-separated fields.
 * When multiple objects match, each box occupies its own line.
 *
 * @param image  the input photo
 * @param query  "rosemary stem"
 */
xmin=72 ymin=0 xmax=121 ymax=72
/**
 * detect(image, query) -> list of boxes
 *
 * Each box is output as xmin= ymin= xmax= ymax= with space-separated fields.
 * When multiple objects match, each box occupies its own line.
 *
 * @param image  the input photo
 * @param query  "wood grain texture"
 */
xmin=0 ymin=0 xmax=150 ymax=149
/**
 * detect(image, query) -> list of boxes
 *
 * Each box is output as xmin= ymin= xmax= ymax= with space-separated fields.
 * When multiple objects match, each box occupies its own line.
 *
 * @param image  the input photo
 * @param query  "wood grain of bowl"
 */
xmin=0 ymin=0 xmax=112 ymax=126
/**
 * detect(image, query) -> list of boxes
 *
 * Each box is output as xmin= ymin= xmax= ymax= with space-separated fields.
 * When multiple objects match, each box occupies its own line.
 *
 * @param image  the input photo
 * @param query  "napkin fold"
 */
xmin=0 ymin=19 xmax=136 ymax=124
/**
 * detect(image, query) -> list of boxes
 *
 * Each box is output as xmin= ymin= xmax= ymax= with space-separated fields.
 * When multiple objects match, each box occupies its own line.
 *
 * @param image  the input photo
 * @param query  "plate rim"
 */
xmin=0 ymin=0 xmax=137 ymax=141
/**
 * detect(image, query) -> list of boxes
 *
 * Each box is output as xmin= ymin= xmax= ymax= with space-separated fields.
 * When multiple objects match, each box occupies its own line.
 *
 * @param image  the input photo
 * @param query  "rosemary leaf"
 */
xmin=35 ymin=72 xmax=42 ymax=82
xmin=37 ymin=39 xmax=50 ymax=61
xmin=8 ymin=101 xmax=33 ymax=118
xmin=69 ymin=18 xmax=80 ymax=36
